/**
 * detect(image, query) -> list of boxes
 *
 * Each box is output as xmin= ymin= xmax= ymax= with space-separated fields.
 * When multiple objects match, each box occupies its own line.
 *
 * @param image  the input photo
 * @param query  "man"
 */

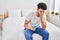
xmin=24 ymin=2 xmax=49 ymax=40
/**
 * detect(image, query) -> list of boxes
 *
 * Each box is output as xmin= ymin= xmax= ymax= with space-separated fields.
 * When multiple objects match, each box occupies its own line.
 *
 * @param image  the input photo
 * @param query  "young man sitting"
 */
xmin=24 ymin=2 xmax=49 ymax=40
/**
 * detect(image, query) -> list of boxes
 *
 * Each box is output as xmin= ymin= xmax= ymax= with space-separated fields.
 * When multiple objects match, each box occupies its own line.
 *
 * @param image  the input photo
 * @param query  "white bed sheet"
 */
xmin=2 ymin=17 xmax=60 ymax=40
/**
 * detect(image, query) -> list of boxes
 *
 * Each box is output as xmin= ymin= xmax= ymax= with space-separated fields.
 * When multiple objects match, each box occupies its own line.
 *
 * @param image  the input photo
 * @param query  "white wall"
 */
xmin=49 ymin=0 xmax=54 ymax=12
xmin=0 ymin=0 xmax=7 ymax=10
xmin=0 ymin=0 xmax=50 ymax=10
xmin=54 ymin=0 xmax=60 ymax=13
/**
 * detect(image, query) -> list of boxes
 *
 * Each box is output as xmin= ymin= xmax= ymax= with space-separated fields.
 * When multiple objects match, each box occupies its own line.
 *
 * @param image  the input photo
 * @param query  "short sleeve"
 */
xmin=25 ymin=13 xmax=32 ymax=21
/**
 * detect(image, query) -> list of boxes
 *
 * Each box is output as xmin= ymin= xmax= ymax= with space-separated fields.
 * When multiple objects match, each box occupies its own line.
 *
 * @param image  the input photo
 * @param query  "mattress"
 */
xmin=2 ymin=17 xmax=60 ymax=40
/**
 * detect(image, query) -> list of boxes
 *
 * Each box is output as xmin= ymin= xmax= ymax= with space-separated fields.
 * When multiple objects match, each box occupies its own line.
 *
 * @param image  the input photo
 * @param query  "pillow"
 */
xmin=8 ymin=9 xmax=21 ymax=17
xmin=0 ymin=10 xmax=6 ymax=14
xmin=22 ymin=9 xmax=36 ymax=17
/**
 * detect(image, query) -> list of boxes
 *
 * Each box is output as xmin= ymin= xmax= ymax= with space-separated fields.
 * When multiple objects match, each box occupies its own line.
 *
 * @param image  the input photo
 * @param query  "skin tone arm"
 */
xmin=24 ymin=20 xmax=34 ymax=30
xmin=39 ymin=11 xmax=46 ymax=30
xmin=37 ymin=9 xmax=46 ymax=30
xmin=40 ymin=17 xmax=46 ymax=30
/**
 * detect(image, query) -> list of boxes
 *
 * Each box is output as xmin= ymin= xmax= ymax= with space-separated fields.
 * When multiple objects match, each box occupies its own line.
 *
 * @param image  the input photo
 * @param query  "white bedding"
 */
xmin=2 ymin=17 xmax=60 ymax=40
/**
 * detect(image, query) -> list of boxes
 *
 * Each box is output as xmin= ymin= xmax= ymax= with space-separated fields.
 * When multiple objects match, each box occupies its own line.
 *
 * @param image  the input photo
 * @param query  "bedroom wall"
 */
xmin=54 ymin=0 xmax=60 ymax=13
xmin=0 ymin=0 xmax=50 ymax=10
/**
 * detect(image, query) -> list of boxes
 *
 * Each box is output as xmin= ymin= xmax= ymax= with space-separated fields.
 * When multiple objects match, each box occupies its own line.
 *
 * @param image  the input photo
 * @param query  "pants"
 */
xmin=24 ymin=27 xmax=49 ymax=40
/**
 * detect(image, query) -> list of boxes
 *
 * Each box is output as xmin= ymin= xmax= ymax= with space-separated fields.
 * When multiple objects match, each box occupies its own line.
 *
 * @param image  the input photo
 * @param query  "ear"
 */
xmin=36 ymin=8 xmax=40 ymax=17
xmin=36 ymin=12 xmax=40 ymax=17
xmin=37 ymin=8 xmax=39 ymax=10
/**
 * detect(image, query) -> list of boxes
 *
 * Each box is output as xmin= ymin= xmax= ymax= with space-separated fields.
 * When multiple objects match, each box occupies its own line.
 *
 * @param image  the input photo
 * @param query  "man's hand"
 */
xmin=24 ymin=20 xmax=34 ymax=31
xmin=39 ymin=12 xmax=46 ymax=29
xmin=39 ymin=11 xmax=44 ymax=19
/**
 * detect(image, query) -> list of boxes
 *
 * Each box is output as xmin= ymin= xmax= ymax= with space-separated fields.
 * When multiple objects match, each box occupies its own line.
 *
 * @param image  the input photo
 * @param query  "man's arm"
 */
xmin=24 ymin=20 xmax=34 ymax=30
xmin=40 ymin=18 xmax=46 ymax=29
xmin=39 ymin=12 xmax=46 ymax=29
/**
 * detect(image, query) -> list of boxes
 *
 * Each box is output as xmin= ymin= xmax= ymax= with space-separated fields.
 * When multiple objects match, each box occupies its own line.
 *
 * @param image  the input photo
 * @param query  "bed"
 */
xmin=2 ymin=17 xmax=60 ymax=40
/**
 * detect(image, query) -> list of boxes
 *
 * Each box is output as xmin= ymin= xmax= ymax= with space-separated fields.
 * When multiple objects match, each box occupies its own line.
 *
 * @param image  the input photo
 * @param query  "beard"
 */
xmin=36 ymin=13 xmax=40 ymax=17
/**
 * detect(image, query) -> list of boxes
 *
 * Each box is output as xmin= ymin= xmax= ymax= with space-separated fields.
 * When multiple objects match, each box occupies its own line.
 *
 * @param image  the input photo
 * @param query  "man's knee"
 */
xmin=24 ymin=29 xmax=33 ymax=39
xmin=43 ymin=30 xmax=49 ymax=36
xmin=25 ymin=33 xmax=32 ymax=38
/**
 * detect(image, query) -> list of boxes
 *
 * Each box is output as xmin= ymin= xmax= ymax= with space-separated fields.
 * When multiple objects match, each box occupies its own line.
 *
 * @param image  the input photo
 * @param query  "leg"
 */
xmin=24 ymin=28 xmax=34 ymax=40
xmin=35 ymin=27 xmax=49 ymax=40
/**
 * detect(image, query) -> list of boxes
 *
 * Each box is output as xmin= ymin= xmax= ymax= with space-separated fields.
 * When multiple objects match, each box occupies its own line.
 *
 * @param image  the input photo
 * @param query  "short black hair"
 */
xmin=37 ymin=2 xmax=47 ymax=10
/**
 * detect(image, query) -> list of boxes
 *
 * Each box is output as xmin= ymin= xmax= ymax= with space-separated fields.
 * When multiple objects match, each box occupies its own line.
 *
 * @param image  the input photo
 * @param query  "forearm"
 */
xmin=24 ymin=24 xmax=34 ymax=30
xmin=40 ymin=18 xmax=46 ymax=29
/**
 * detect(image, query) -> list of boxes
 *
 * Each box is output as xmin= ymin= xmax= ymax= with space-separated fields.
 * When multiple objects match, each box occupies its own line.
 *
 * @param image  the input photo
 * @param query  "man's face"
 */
xmin=37 ymin=8 xmax=45 ymax=14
